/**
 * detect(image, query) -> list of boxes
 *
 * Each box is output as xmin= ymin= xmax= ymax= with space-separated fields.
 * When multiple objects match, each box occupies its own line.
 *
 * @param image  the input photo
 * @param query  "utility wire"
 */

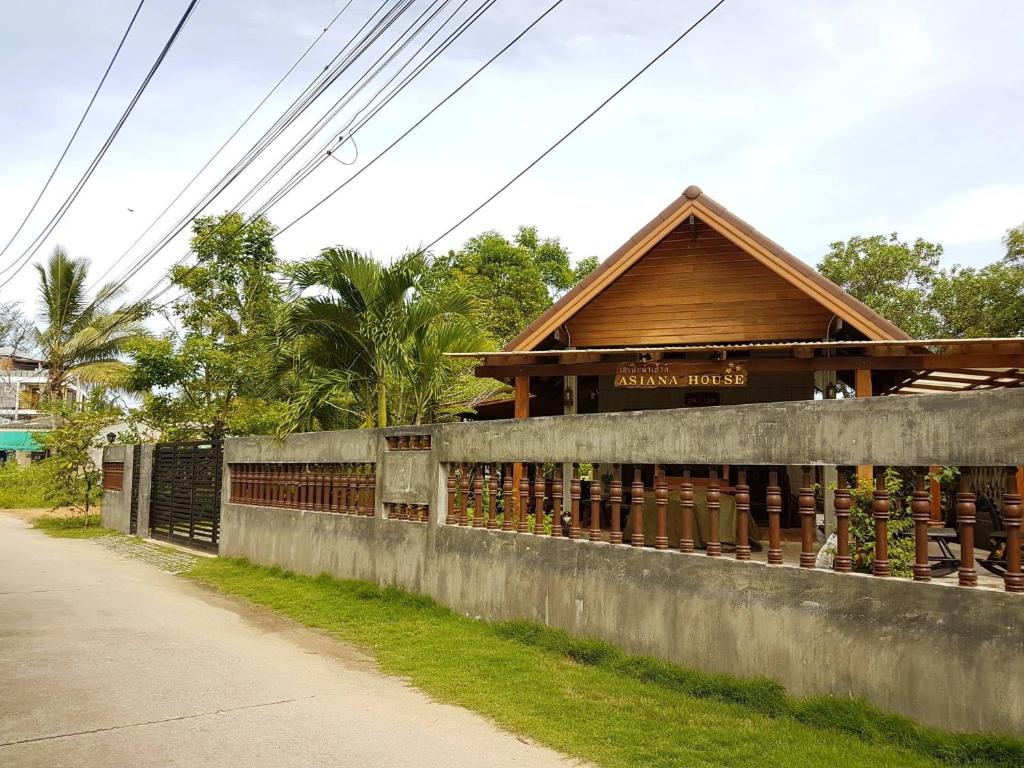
xmin=0 ymin=0 xmax=146 ymax=267
xmin=424 ymin=0 xmax=727 ymax=249
xmin=0 ymin=0 xmax=203 ymax=292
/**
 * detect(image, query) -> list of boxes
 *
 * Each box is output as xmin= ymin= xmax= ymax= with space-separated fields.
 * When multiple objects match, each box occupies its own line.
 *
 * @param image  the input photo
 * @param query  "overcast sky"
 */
xmin=1 ymin=0 xmax=1022 ymax=317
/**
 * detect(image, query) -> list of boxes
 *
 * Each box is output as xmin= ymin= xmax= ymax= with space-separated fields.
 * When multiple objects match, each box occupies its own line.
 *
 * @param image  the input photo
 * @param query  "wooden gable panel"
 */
xmin=566 ymin=217 xmax=834 ymax=346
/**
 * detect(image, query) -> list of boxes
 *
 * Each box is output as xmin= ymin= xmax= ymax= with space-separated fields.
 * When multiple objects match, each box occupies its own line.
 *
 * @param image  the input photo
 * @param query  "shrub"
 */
xmin=0 ymin=459 xmax=57 ymax=508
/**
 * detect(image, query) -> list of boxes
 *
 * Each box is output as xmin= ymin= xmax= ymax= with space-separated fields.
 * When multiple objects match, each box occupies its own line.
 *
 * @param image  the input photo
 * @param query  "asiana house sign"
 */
xmin=613 ymin=361 xmax=748 ymax=389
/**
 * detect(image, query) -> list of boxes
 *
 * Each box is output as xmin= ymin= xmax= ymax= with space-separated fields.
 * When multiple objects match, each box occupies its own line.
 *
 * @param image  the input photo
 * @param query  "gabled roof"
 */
xmin=505 ymin=186 xmax=910 ymax=351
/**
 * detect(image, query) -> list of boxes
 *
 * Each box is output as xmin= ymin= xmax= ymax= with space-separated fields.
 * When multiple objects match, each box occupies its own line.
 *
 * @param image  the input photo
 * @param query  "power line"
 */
xmin=0 ymin=0 xmax=203 ymax=292
xmin=0 ymin=0 xmax=147 ymax=265
xmin=424 ymin=0 xmax=728 ymax=250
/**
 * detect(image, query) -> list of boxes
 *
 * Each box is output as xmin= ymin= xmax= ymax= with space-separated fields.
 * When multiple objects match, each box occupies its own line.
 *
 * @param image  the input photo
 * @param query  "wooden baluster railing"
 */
xmin=446 ymin=464 xmax=458 ymax=524
xmin=570 ymin=466 xmax=582 ymax=539
xmin=551 ymin=467 xmax=563 ymax=537
xmin=630 ymin=468 xmax=645 ymax=548
xmin=590 ymin=474 xmax=603 ymax=542
xmin=1003 ymin=468 xmax=1023 ymax=593
xmin=833 ymin=473 xmax=852 ymax=572
xmin=268 ymin=464 xmax=279 ymax=507
xmin=300 ymin=465 xmax=310 ymax=510
xmin=354 ymin=466 xmax=363 ymax=516
xmin=957 ymin=473 xmax=977 ymax=587
xmin=533 ymin=464 xmax=546 ymax=535
xmin=332 ymin=465 xmax=342 ymax=512
xmin=654 ymin=467 xmax=668 ymax=550
xmin=459 ymin=464 xmax=471 ymax=526
xmin=518 ymin=465 xmax=531 ymax=533
xmin=487 ymin=464 xmax=498 ymax=529
xmin=609 ymin=471 xmax=622 ymax=544
xmin=767 ymin=471 xmax=782 ymax=565
xmin=911 ymin=474 xmax=931 ymax=582
xmin=799 ymin=467 xmax=815 ymax=568
xmin=502 ymin=464 xmax=514 ymax=531
xmin=706 ymin=470 xmax=721 ymax=557
xmin=872 ymin=474 xmax=890 ymax=577
xmin=679 ymin=470 xmax=694 ymax=552
xmin=240 ymin=464 xmax=250 ymax=503
xmin=735 ymin=470 xmax=750 ymax=560
xmin=474 ymin=465 xmax=486 ymax=528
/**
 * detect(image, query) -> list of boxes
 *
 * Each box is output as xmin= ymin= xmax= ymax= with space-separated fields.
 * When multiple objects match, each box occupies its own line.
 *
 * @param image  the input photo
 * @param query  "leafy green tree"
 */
xmin=34 ymin=246 xmax=149 ymax=398
xmin=123 ymin=213 xmax=288 ymax=440
xmin=930 ymin=261 xmax=1024 ymax=338
xmin=817 ymin=234 xmax=942 ymax=338
xmin=0 ymin=302 xmax=34 ymax=353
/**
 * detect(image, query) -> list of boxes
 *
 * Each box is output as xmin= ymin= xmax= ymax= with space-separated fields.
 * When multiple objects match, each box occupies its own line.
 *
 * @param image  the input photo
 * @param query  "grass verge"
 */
xmin=32 ymin=513 xmax=115 ymax=539
xmin=186 ymin=558 xmax=1022 ymax=768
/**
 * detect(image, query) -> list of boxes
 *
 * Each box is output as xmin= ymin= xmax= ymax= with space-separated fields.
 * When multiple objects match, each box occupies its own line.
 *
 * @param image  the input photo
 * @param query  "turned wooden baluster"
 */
xmin=367 ymin=465 xmax=376 ymax=517
xmin=533 ymin=464 xmax=546 ymax=535
xmin=299 ymin=465 xmax=310 ymax=510
xmin=630 ymin=468 xmax=645 ymax=548
xmin=354 ymin=466 xmax=364 ymax=516
xmin=872 ymin=474 xmax=890 ymax=577
xmin=474 ymin=465 xmax=486 ymax=528
xmin=340 ymin=465 xmax=349 ymax=514
xmin=453 ymin=464 xmax=466 ymax=525
xmin=551 ymin=467 xmax=563 ymax=537
xmin=312 ymin=466 xmax=323 ymax=511
xmin=1003 ymin=468 xmax=1023 ymax=593
xmin=268 ymin=465 xmax=278 ymax=507
xmin=446 ymin=464 xmax=457 ymax=524
xmin=734 ymin=470 xmax=751 ymax=561
xmin=609 ymin=471 xmax=622 ymax=544
xmin=833 ymin=473 xmax=852 ymax=572
xmin=654 ymin=466 xmax=668 ymax=550
xmin=502 ymin=464 xmax=514 ymax=531
xmin=799 ymin=467 xmax=816 ymax=568
xmin=590 ymin=474 xmax=603 ymax=542
xmin=706 ymin=470 xmax=721 ymax=557
xmin=766 ymin=471 xmax=782 ymax=565
xmin=911 ymin=474 xmax=931 ymax=582
xmin=240 ymin=464 xmax=250 ymax=503
xmin=487 ymin=465 xmax=498 ymax=529
xmin=570 ymin=466 xmax=582 ymax=539
xmin=957 ymin=473 xmax=977 ymax=587
xmin=679 ymin=470 xmax=694 ymax=552
xmin=518 ymin=465 xmax=531 ymax=533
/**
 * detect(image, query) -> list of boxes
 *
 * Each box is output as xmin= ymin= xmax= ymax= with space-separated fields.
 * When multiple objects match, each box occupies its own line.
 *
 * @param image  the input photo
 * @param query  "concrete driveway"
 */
xmin=0 ymin=514 xmax=579 ymax=768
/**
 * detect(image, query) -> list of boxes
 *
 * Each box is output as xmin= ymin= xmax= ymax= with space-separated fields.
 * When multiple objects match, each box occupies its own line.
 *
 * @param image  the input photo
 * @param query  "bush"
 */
xmin=0 ymin=459 xmax=57 ymax=508
xmin=847 ymin=467 xmax=916 ymax=577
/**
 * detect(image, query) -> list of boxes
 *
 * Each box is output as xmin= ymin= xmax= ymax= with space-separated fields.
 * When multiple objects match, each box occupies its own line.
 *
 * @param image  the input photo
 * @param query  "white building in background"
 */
xmin=0 ymin=346 xmax=86 ymax=424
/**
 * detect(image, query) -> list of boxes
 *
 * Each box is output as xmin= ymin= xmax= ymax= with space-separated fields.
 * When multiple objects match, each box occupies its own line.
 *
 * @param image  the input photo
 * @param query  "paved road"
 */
xmin=0 ymin=515 xmax=578 ymax=768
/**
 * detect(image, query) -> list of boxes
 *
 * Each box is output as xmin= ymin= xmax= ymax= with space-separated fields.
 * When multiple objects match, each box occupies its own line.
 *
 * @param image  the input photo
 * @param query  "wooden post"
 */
xmin=872 ymin=474 xmax=890 ymax=577
xmin=928 ymin=464 xmax=943 ymax=526
xmin=513 ymin=376 xmax=529 ymax=524
xmin=1002 ymin=468 xmax=1022 ymax=593
xmin=767 ymin=471 xmax=782 ymax=565
xmin=957 ymin=473 xmax=977 ymax=587
xmin=474 ymin=465 xmax=485 ymax=528
xmin=833 ymin=473 xmax=852 ymax=572
xmin=459 ymin=464 xmax=470 ymax=526
xmin=609 ymin=472 xmax=622 ymax=544
xmin=533 ymin=463 xmax=546 ymax=535
xmin=799 ymin=467 xmax=816 ymax=568
xmin=487 ymin=464 xmax=498 ymax=530
xmin=518 ymin=464 xmax=530 ymax=533
xmin=502 ymin=464 xmax=514 ymax=531
xmin=446 ymin=464 xmax=457 ymax=524
xmin=654 ymin=466 xmax=668 ymax=550
xmin=911 ymin=474 xmax=931 ymax=582
xmin=590 ymin=474 xmax=603 ymax=542
xmin=706 ymin=470 xmax=720 ymax=556
xmin=679 ymin=469 xmax=694 ymax=553
xmin=569 ymin=466 xmax=582 ymax=539
xmin=551 ymin=467 xmax=563 ymax=537
xmin=367 ymin=464 xmax=376 ymax=517
xmin=734 ymin=469 xmax=750 ymax=561
xmin=855 ymin=370 xmax=873 ymax=483
xmin=630 ymin=468 xmax=645 ymax=548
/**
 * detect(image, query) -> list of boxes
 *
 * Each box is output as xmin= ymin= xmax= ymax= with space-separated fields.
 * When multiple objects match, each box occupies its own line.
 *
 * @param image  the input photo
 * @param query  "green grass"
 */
xmin=0 ymin=459 xmax=56 ymax=508
xmin=185 ymin=558 xmax=1022 ymax=768
xmin=32 ymin=513 xmax=115 ymax=538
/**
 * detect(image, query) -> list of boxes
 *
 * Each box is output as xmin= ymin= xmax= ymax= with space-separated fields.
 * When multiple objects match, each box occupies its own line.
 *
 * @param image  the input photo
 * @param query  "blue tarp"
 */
xmin=0 ymin=431 xmax=43 ymax=451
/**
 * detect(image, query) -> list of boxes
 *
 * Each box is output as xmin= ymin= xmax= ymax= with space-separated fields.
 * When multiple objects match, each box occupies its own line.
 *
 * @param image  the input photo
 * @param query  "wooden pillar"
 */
xmin=551 ymin=467 xmax=563 ymax=537
xmin=872 ymin=474 xmax=890 ymax=577
xmin=767 ymin=471 xmax=782 ymax=565
xmin=957 ymin=473 xmax=977 ymax=587
xmin=630 ymin=468 xmax=645 ymax=548
xmin=533 ymin=463 xmax=546 ymax=535
xmin=1002 ymin=468 xmax=1023 ymax=593
xmin=569 ymin=466 xmax=582 ymax=539
xmin=518 ymin=464 xmax=530 ymax=533
xmin=833 ymin=473 xmax=852 ymax=572
xmin=474 ymin=466 xmax=485 ymax=528
xmin=590 ymin=474 xmax=603 ymax=542
xmin=609 ymin=472 xmax=622 ymax=544
xmin=501 ymin=464 xmax=514 ymax=531
xmin=654 ymin=467 xmax=668 ymax=550
xmin=487 ymin=465 xmax=498 ymax=529
xmin=799 ymin=467 xmax=816 ymax=568
xmin=679 ymin=470 xmax=694 ymax=553
xmin=734 ymin=470 xmax=750 ymax=561
xmin=911 ymin=474 xmax=931 ymax=582
xmin=706 ymin=470 xmax=721 ymax=557
xmin=928 ymin=465 xmax=943 ymax=526
xmin=855 ymin=370 xmax=873 ymax=483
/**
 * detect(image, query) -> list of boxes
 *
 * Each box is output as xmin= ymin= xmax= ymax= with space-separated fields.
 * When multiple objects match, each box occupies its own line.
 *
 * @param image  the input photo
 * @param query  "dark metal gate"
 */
xmin=149 ymin=440 xmax=223 ymax=551
xmin=129 ymin=444 xmax=142 ymax=534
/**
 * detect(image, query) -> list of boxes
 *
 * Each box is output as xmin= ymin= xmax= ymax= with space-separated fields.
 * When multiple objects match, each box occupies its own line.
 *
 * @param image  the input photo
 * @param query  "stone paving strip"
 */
xmin=92 ymin=534 xmax=198 ymax=573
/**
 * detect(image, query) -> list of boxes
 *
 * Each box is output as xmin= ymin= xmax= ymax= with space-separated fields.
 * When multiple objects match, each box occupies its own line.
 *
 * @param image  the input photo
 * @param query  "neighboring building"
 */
xmin=0 ymin=347 xmax=86 ymax=424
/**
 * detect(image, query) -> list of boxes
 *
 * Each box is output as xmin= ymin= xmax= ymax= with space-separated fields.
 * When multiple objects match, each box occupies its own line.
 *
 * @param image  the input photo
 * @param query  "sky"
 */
xmin=1 ymin=0 xmax=1023 ymax=319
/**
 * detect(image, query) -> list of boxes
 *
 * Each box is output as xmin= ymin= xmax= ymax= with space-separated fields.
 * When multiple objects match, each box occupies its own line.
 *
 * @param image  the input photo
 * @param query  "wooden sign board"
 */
xmin=613 ymin=361 xmax=748 ymax=389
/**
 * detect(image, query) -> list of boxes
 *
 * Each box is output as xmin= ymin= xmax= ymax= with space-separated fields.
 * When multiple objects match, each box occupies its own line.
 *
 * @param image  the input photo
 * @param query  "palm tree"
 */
xmin=35 ymin=246 xmax=150 ymax=399
xmin=281 ymin=247 xmax=479 ymax=429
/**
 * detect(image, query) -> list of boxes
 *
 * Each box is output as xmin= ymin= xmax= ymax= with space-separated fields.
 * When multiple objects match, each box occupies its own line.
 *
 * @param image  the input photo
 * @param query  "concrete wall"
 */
xmin=100 ymin=444 xmax=131 ymax=533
